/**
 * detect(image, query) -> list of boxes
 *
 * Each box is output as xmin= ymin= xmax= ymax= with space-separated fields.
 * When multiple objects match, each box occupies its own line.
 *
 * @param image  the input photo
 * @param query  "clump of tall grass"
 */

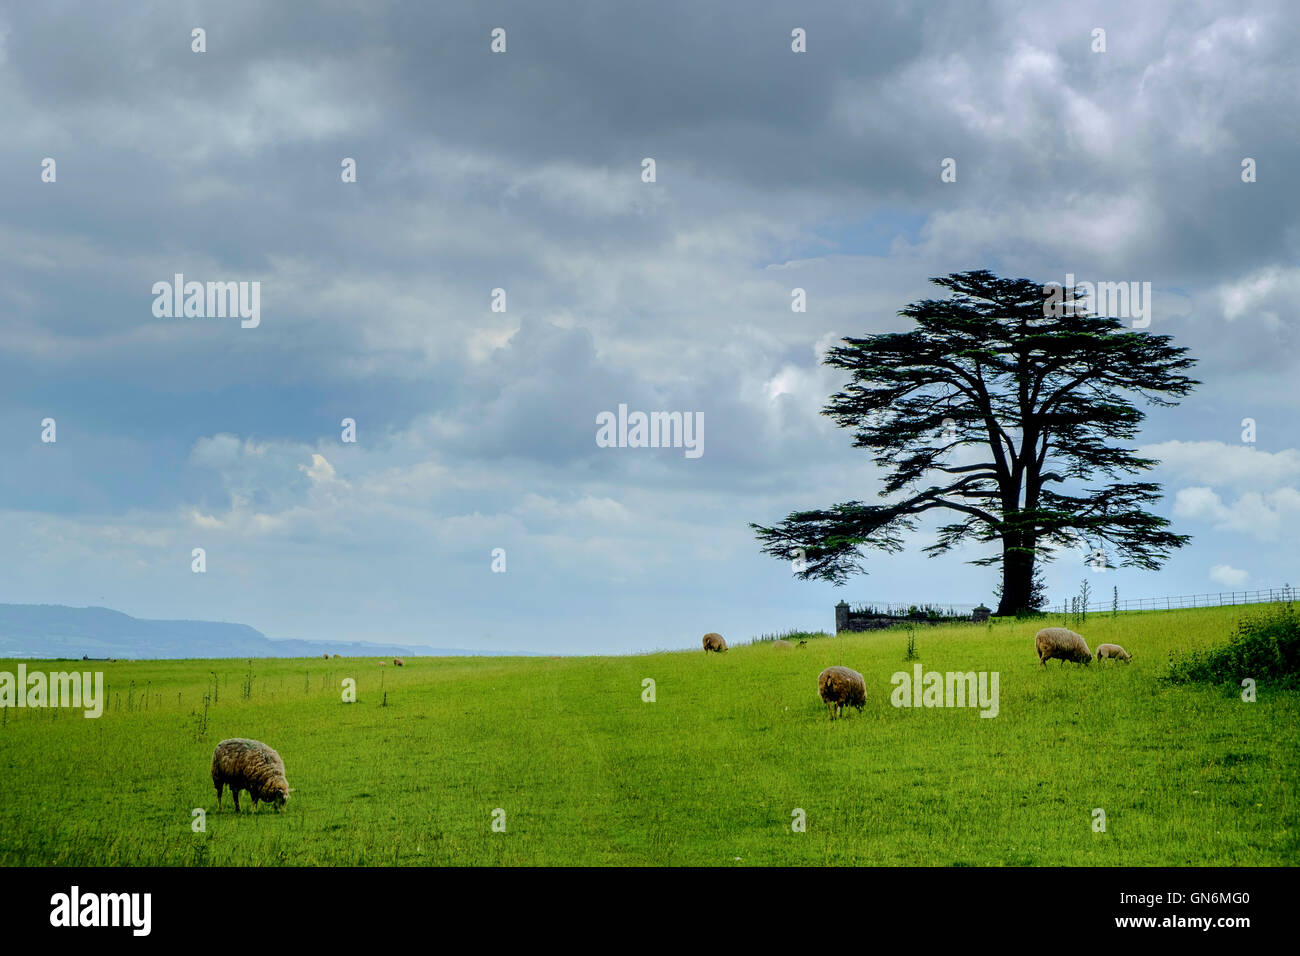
xmin=902 ymin=622 xmax=918 ymax=662
xmin=1164 ymin=602 xmax=1300 ymax=688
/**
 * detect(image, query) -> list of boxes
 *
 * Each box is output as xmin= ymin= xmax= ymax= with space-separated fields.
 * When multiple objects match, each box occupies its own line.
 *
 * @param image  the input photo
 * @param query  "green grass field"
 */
xmin=1 ymin=603 xmax=1296 ymax=866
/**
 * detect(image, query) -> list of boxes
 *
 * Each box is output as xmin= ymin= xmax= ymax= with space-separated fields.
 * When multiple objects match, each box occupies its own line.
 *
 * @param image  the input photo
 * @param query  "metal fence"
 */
xmin=1058 ymin=585 xmax=1295 ymax=615
xmin=847 ymin=586 xmax=1295 ymax=618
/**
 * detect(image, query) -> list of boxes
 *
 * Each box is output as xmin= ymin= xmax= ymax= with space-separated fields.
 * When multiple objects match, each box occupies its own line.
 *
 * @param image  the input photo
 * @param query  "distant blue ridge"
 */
xmin=0 ymin=604 xmax=531 ymax=659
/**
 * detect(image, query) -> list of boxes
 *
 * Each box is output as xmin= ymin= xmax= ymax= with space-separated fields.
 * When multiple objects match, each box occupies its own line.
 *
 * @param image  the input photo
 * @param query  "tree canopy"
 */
xmin=751 ymin=270 xmax=1199 ymax=615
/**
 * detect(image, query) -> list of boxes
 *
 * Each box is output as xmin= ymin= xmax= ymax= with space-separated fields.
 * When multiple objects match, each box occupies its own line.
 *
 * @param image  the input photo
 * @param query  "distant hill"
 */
xmin=0 ymin=604 xmax=521 ymax=659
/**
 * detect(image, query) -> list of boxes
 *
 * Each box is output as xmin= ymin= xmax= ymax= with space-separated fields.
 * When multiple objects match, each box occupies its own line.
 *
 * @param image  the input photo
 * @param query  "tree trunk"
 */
xmin=997 ymin=540 xmax=1035 ymax=616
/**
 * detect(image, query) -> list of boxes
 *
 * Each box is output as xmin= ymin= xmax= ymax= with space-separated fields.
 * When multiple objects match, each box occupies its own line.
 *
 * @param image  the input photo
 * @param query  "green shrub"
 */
xmin=750 ymin=629 xmax=833 ymax=644
xmin=1164 ymin=603 xmax=1300 ymax=688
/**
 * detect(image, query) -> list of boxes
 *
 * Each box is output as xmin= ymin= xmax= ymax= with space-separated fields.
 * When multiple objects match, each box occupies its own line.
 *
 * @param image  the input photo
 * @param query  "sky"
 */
xmin=1 ymin=1 xmax=1297 ymax=653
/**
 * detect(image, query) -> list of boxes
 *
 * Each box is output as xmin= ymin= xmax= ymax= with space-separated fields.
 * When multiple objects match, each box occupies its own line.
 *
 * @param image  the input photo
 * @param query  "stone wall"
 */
xmin=835 ymin=601 xmax=990 ymax=634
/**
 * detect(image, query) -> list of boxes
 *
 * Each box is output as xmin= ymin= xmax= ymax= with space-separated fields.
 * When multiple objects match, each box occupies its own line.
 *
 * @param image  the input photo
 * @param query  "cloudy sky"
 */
xmin=1 ymin=1 xmax=1296 ymax=653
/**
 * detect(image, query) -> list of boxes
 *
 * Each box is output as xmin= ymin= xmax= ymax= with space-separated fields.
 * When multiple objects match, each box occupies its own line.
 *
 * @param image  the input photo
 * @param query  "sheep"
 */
xmin=393 ymin=658 xmax=404 ymax=667
xmin=771 ymin=639 xmax=794 ymax=648
xmin=1035 ymin=627 xmax=1092 ymax=666
xmin=818 ymin=666 xmax=866 ymax=719
xmin=332 ymin=654 xmax=341 ymax=659
xmin=702 ymin=633 xmax=727 ymax=653
xmin=322 ymin=653 xmax=330 ymax=659
xmin=211 ymin=738 xmax=291 ymax=812
xmin=1096 ymin=643 xmax=1132 ymax=662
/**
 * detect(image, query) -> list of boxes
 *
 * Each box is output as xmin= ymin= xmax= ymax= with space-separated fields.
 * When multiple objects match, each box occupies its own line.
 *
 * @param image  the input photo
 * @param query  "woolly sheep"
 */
xmin=818 ymin=666 xmax=866 ymax=719
xmin=1096 ymin=643 xmax=1132 ymax=662
xmin=771 ymin=639 xmax=794 ymax=648
xmin=702 ymin=633 xmax=727 ymax=653
xmin=1035 ymin=627 xmax=1092 ymax=665
xmin=393 ymin=658 xmax=404 ymax=667
xmin=211 ymin=738 xmax=291 ymax=812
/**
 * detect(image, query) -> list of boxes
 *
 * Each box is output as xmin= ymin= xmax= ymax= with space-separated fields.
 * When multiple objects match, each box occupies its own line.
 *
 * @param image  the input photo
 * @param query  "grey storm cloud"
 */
xmin=0 ymin=0 xmax=1296 ymax=650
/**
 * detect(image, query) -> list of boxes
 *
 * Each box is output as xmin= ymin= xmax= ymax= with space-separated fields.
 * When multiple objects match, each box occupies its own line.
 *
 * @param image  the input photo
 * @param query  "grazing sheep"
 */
xmin=702 ymin=633 xmax=727 ymax=653
xmin=818 ymin=666 xmax=866 ymax=719
xmin=332 ymin=654 xmax=341 ymax=659
xmin=1035 ymin=627 xmax=1092 ymax=666
xmin=771 ymin=639 xmax=794 ymax=648
xmin=1096 ymin=643 xmax=1132 ymax=662
xmin=797 ymin=640 xmax=808 ymax=648
xmin=379 ymin=661 xmax=387 ymax=667
xmin=211 ymin=738 xmax=291 ymax=812
xmin=322 ymin=653 xmax=330 ymax=659
xmin=393 ymin=658 xmax=404 ymax=667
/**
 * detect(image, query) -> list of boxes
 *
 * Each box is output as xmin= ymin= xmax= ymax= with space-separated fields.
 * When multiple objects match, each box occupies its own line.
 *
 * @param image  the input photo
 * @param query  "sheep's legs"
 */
xmin=232 ymin=788 xmax=241 ymax=812
xmin=214 ymin=781 xmax=223 ymax=809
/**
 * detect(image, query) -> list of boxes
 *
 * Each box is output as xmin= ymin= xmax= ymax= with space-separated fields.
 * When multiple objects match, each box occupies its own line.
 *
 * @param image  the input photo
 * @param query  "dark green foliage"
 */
xmin=1165 ymin=603 xmax=1300 ymax=688
xmin=751 ymin=629 xmax=833 ymax=643
xmin=852 ymin=603 xmax=968 ymax=621
xmin=752 ymin=270 xmax=1198 ymax=615
xmin=993 ymin=566 xmax=1049 ymax=612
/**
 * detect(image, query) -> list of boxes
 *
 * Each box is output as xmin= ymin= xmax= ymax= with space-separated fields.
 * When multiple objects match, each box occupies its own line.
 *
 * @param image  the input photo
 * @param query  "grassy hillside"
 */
xmin=1 ymin=603 xmax=1296 ymax=866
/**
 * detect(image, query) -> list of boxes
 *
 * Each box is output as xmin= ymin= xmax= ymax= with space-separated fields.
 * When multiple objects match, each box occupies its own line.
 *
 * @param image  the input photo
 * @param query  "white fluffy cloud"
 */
xmin=1174 ymin=486 xmax=1300 ymax=540
xmin=1144 ymin=441 xmax=1300 ymax=488
xmin=1209 ymin=563 xmax=1249 ymax=587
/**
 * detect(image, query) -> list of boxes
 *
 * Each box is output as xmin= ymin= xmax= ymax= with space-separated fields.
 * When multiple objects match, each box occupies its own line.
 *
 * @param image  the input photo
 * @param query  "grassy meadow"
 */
xmin=1 ymin=603 xmax=1296 ymax=866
